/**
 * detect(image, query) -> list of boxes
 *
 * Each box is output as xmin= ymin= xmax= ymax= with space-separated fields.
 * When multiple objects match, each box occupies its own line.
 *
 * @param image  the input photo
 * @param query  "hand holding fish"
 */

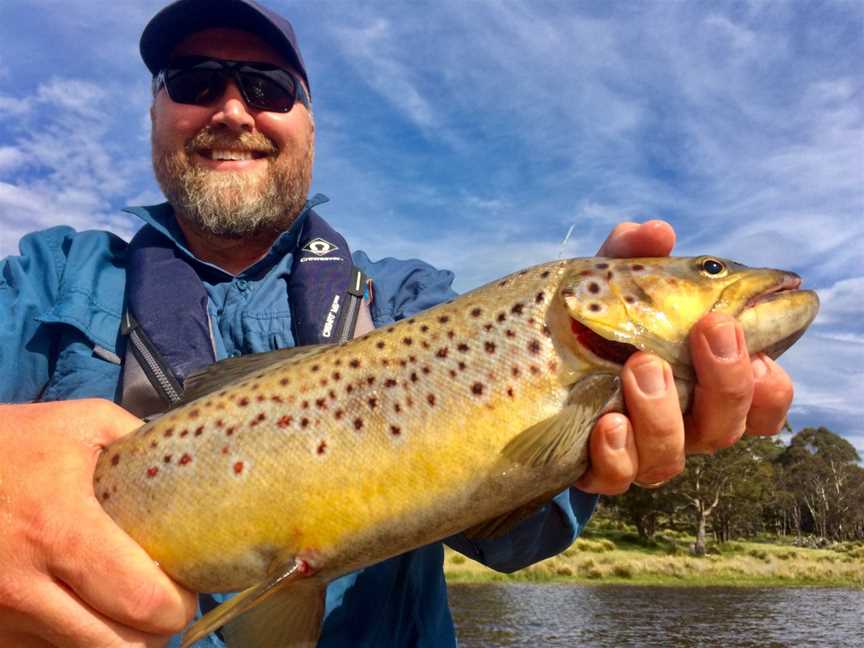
xmin=575 ymin=220 xmax=795 ymax=495
xmin=0 ymin=399 xmax=197 ymax=647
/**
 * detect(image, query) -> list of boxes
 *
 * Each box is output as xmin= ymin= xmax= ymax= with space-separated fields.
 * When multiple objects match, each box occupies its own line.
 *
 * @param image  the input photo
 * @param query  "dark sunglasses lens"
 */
xmin=166 ymin=68 xmax=225 ymax=105
xmin=239 ymin=71 xmax=296 ymax=112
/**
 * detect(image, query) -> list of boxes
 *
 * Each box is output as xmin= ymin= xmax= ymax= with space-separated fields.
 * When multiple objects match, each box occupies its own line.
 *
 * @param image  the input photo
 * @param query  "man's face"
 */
xmin=151 ymin=28 xmax=315 ymax=238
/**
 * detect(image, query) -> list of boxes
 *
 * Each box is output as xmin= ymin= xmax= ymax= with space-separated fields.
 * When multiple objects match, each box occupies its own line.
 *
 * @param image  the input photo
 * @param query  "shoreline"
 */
xmin=443 ymin=534 xmax=864 ymax=590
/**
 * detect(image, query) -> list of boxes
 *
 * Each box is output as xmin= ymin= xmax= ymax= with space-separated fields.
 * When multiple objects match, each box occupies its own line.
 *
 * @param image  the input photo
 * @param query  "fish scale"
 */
xmin=93 ymin=255 xmax=819 ymax=647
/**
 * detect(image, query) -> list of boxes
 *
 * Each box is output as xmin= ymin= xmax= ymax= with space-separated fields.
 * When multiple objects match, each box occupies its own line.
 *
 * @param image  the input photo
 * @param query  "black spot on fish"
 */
xmin=427 ymin=394 xmax=436 ymax=406
xmin=485 ymin=341 xmax=496 ymax=354
xmin=311 ymin=365 xmax=319 ymax=373
xmin=350 ymin=359 xmax=361 ymax=368
xmin=511 ymin=303 xmax=525 ymax=316
xmin=471 ymin=383 xmax=484 ymax=395
xmin=632 ymin=264 xmax=645 ymax=271
xmin=402 ymin=337 xmax=413 ymax=346
xmin=420 ymin=324 xmax=429 ymax=333
xmin=385 ymin=378 xmax=397 ymax=388
xmin=596 ymin=262 xmax=609 ymax=270
xmin=438 ymin=315 xmax=450 ymax=324
xmin=535 ymin=292 xmax=545 ymax=303
xmin=589 ymin=303 xmax=601 ymax=312
xmin=367 ymin=397 xmax=378 ymax=409
xmin=390 ymin=425 xmax=401 ymax=436
xmin=457 ymin=343 xmax=469 ymax=353
xmin=470 ymin=307 xmax=482 ymax=318
xmin=541 ymin=270 xmax=550 ymax=278
xmin=436 ymin=347 xmax=449 ymax=358
xmin=588 ymin=283 xmax=600 ymax=294
xmin=376 ymin=341 xmax=385 ymax=349
xmin=528 ymin=340 xmax=541 ymax=355
xmin=353 ymin=418 xmax=364 ymax=430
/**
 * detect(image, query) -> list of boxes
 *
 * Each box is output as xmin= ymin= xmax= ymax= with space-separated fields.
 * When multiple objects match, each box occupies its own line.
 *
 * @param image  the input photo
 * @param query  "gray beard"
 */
xmin=152 ymin=127 xmax=313 ymax=238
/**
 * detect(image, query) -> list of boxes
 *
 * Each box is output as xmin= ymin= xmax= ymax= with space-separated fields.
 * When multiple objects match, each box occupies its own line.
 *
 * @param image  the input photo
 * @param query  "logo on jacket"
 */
xmin=303 ymin=238 xmax=339 ymax=256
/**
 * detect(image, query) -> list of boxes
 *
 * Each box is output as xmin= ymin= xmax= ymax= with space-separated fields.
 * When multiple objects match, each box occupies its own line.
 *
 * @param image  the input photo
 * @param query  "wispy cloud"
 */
xmin=0 ymin=0 xmax=861 ymax=451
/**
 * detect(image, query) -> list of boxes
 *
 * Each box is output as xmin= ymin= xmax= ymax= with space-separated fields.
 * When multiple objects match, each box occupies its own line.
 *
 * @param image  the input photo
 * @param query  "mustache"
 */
xmin=185 ymin=127 xmax=278 ymax=155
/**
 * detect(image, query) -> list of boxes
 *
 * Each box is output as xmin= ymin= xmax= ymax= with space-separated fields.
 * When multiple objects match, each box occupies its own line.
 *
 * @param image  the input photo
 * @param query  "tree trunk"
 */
xmin=694 ymin=513 xmax=707 ymax=556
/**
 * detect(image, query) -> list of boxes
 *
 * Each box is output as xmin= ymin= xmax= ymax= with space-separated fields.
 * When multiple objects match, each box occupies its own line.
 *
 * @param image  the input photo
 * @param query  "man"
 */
xmin=0 ymin=1 xmax=794 ymax=646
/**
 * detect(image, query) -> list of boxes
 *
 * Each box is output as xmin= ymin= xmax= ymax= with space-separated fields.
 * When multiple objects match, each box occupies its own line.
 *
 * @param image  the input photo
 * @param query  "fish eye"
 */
xmin=701 ymin=258 xmax=726 ymax=276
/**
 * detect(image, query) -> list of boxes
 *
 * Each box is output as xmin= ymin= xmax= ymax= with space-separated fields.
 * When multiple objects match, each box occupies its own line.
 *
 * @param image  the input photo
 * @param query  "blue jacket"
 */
xmin=0 ymin=200 xmax=597 ymax=647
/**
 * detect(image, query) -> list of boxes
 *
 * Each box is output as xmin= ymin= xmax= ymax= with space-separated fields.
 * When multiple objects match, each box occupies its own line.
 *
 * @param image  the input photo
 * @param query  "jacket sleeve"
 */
xmin=351 ymin=250 xmax=599 ymax=571
xmin=0 ymin=227 xmax=74 ymax=402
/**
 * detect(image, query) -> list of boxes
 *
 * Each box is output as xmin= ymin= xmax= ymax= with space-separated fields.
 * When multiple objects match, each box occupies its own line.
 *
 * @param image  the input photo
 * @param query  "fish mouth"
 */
xmin=736 ymin=274 xmax=819 ymax=360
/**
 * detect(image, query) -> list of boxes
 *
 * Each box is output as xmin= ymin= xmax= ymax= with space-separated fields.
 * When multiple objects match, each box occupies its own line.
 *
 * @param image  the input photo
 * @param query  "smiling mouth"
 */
xmin=570 ymin=319 xmax=637 ymax=366
xmin=197 ymin=149 xmax=270 ymax=161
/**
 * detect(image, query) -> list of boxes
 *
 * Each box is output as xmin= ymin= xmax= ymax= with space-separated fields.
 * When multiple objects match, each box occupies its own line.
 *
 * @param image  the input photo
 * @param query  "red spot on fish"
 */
xmin=179 ymin=453 xmax=192 ymax=466
xmin=164 ymin=428 xmax=174 ymax=438
xmin=251 ymin=413 xmax=266 ymax=426
xmin=506 ymin=329 xmax=516 ymax=338
xmin=234 ymin=461 xmax=244 ymax=474
xmin=580 ymin=270 xmax=592 ymax=277
xmin=280 ymin=377 xmax=290 ymax=386
xmin=271 ymin=395 xmax=283 ymax=403
xmin=189 ymin=409 xmax=199 ymax=419
xmin=216 ymin=419 xmax=224 ymax=427
xmin=222 ymin=445 xmax=230 ymax=454
xmin=257 ymin=394 xmax=266 ymax=402
xmin=180 ymin=429 xmax=189 ymax=437
xmin=238 ymin=397 xmax=250 ymax=407
xmin=146 ymin=467 xmax=158 ymax=478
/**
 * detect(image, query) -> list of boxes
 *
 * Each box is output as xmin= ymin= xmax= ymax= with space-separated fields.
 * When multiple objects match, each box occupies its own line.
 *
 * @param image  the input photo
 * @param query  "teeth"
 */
xmin=210 ymin=150 xmax=254 ymax=161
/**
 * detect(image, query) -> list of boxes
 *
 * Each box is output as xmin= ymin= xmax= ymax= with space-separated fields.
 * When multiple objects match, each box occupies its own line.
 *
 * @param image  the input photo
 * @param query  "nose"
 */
xmin=209 ymin=80 xmax=255 ymax=132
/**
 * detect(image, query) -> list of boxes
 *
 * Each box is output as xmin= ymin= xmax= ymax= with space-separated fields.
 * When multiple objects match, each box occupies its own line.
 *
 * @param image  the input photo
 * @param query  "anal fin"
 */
xmin=180 ymin=560 xmax=325 ymax=648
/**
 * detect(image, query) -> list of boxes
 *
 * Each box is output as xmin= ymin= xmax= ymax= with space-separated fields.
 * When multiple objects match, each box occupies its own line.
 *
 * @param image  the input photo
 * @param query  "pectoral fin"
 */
xmin=465 ymin=374 xmax=620 ymax=541
xmin=180 ymin=560 xmax=324 ymax=648
xmin=500 ymin=373 xmax=621 ymax=468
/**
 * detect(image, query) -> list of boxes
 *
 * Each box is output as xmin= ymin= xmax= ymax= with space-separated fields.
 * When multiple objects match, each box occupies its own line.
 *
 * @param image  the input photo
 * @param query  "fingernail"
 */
xmin=752 ymin=355 xmax=770 ymax=379
xmin=632 ymin=357 xmax=666 ymax=396
xmin=706 ymin=320 xmax=740 ymax=359
xmin=608 ymin=420 xmax=628 ymax=450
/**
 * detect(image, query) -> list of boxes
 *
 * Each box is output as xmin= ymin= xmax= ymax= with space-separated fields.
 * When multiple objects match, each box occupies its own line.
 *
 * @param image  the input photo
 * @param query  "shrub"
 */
xmin=612 ymin=564 xmax=634 ymax=579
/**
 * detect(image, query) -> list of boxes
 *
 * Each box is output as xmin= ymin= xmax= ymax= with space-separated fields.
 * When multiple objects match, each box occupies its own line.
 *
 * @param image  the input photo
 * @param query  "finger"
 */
xmin=48 ymin=503 xmax=197 ymax=636
xmin=576 ymin=414 xmax=638 ymax=495
xmin=621 ymin=352 xmax=686 ymax=484
xmin=684 ymin=314 xmax=754 ymax=454
xmin=6 ymin=577 xmax=171 ymax=648
xmin=596 ymin=220 xmax=676 ymax=258
xmin=745 ymin=354 xmax=793 ymax=436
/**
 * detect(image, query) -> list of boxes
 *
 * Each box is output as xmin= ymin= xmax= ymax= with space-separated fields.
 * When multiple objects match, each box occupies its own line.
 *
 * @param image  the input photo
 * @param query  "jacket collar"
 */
xmin=122 ymin=193 xmax=330 ymax=278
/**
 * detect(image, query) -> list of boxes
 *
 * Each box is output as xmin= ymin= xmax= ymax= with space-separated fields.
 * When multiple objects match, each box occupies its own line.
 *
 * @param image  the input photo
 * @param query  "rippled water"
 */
xmin=449 ymin=584 xmax=864 ymax=647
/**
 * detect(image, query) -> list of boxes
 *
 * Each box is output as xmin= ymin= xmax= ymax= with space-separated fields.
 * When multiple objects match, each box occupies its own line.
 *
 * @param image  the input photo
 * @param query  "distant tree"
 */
xmin=775 ymin=427 xmax=863 ymax=541
xmin=607 ymin=484 xmax=675 ymax=540
xmin=671 ymin=436 xmax=780 ymax=554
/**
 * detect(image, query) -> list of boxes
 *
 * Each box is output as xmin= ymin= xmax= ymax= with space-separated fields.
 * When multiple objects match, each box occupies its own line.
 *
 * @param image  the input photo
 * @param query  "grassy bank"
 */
xmin=444 ymin=526 xmax=864 ymax=588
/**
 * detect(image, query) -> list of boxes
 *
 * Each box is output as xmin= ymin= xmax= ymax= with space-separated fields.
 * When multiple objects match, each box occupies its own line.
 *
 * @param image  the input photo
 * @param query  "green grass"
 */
xmin=444 ymin=527 xmax=864 ymax=589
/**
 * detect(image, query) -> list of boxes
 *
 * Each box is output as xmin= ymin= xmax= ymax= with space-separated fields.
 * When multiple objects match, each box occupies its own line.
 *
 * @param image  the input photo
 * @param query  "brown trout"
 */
xmin=94 ymin=255 xmax=818 ymax=646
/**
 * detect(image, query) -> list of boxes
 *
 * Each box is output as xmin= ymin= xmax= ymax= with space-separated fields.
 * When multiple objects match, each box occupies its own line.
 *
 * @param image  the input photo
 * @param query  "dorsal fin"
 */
xmin=174 ymin=346 xmax=328 ymax=408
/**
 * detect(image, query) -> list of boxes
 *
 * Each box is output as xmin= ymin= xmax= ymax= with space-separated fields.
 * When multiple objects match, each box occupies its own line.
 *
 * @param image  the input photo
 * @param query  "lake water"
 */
xmin=449 ymin=583 xmax=863 ymax=647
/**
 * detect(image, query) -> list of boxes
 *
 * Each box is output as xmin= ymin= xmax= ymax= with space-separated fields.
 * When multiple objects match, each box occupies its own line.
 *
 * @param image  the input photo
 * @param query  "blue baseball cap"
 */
xmin=140 ymin=0 xmax=310 ymax=93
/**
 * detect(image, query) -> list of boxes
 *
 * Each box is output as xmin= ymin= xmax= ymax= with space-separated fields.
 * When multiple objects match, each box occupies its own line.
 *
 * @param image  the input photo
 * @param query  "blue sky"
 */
xmin=0 ymin=0 xmax=862 ymax=456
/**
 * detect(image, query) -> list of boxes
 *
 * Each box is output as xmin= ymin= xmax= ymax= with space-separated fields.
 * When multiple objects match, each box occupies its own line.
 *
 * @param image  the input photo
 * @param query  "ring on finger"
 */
xmin=633 ymin=479 xmax=669 ymax=489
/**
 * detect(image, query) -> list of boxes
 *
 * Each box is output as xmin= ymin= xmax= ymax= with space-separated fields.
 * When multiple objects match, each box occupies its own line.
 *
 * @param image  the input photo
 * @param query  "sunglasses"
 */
xmin=153 ymin=56 xmax=310 ymax=113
